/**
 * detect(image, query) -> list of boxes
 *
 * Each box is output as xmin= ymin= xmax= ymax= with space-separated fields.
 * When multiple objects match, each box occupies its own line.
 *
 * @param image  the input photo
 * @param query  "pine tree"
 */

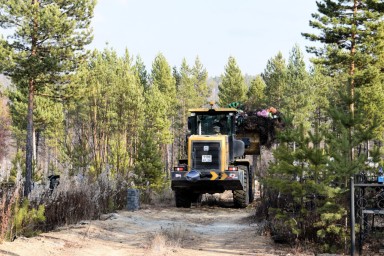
xmin=218 ymin=56 xmax=247 ymax=107
xmin=0 ymin=0 xmax=96 ymax=196
xmin=174 ymin=58 xmax=206 ymax=161
xmin=144 ymin=84 xmax=172 ymax=145
xmin=262 ymin=52 xmax=287 ymax=109
xmin=0 ymin=93 xmax=10 ymax=161
xmin=135 ymin=128 xmax=165 ymax=188
xmin=191 ymin=56 xmax=210 ymax=107
xmin=7 ymin=86 xmax=65 ymax=173
xmin=82 ymin=49 xmax=118 ymax=176
xmin=173 ymin=62 xmax=187 ymax=161
xmin=285 ymin=44 xmax=313 ymax=130
xmin=357 ymin=22 xmax=384 ymax=140
xmin=66 ymin=48 xmax=145 ymax=177
xmin=109 ymin=50 xmax=145 ymax=175
xmin=265 ymin=115 xmax=348 ymax=249
xmin=150 ymin=53 xmax=176 ymax=175
xmin=151 ymin=53 xmax=177 ymax=103
xmin=308 ymin=65 xmax=335 ymax=135
xmin=135 ymin=55 xmax=149 ymax=92
xmin=177 ymin=59 xmax=194 ymax=121
xmin=301 ymin=0 xmax=384 ymax=191
xmin=246 ymin=75 xmax=266 ymax=109
xmin=177 ymin=58 xmax=209 ymax=119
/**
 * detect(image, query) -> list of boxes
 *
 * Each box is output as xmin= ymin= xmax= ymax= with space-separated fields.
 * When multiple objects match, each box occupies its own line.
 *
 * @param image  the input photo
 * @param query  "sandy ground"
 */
xmin=0 ymin=193 xmax=310 ymax=256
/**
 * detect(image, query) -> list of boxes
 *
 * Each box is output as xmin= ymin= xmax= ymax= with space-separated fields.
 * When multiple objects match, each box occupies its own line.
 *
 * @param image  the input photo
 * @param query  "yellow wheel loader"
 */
xmin=171 ymin=102 xmax=271 ymax=208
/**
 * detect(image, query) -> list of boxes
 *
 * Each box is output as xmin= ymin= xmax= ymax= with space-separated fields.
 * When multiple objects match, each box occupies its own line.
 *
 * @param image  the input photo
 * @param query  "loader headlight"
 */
xmin=186 ymin=170 xmax=201 ymax=182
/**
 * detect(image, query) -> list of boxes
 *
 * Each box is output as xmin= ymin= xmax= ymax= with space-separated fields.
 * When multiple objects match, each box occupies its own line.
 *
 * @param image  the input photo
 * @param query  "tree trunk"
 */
xmin=349 ymin=0 xmax=357 ymax=164
xmin=25 ymin=78 xmax=35 ymax=197
xmin=343 ymin=0 xmax=358 ymax=189
xmin=92 ymin=96 xmax=99 ymax=175
xmin=24 ymin=0 xmax=38 ymax=197
xmin=33 ymin=128 xmax=38 ymax=165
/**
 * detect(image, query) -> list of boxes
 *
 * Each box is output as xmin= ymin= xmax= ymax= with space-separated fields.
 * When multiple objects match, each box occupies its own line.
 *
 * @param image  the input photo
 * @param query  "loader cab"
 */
xmin=187 ymin=107 xmax=245 ymax=162
xmin=188 ymin=110 xmax=236 ymax=136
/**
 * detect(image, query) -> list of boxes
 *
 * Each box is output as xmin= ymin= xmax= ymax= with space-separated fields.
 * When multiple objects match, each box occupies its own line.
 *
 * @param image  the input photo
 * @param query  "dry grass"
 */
xmin=42 ymin=170 xmax=129 ymax=230
xmin=0 ymin=184 xmax=20 ymax=242
xmin=1 ymin=168 xmax=178 ymax=240
xmin=0 ymin=167 xmax=22 ymax=242
xmin=1 ymin=166 xmax=173 ymax=239
xmin=146 ymin=224 xmax=191 ymax=255
xmin=149 ymin=188 xmax=174 ymax=207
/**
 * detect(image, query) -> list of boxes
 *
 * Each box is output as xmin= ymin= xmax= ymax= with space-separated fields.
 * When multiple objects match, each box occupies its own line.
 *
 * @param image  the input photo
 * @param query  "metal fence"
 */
xmin=350 ymin=174 xmax=384 ymax=255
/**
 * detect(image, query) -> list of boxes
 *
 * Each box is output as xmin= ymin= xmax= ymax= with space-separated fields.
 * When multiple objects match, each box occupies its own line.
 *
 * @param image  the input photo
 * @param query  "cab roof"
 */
xmin=189 ymin=107 xmax=238 ymax=114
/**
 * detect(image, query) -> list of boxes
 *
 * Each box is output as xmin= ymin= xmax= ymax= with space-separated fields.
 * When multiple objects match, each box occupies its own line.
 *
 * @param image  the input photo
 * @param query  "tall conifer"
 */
xmin=218 ymin=56 xmax=247 ymax=106
xmin=262 ymin=52 xmax=287 ymax=109
xmin=301 ymin=1 xmax=384 ymax=188
xmin=286 ymin=45 xmax=313 ymax=130
xmin=0 ymin=0 xmax=96 ymax=196
xmin=246 ymin=75 xmax=266 ymax=109
xmin=135 ymin=56 xmax=149 ymax=93
xmin=150 ymin=53 xmax=177 ymax=175
xmin=191 ymin=56 xmax=210 ymax=107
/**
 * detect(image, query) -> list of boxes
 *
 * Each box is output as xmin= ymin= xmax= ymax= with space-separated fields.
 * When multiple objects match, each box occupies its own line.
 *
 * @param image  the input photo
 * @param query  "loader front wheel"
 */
xmin=233 ymin=166 xmax=249 ymax=208
xmin=175 ymin=190 xmax=192 ymax=208
xmin=249 ymin=166 xmax=255 ymax=203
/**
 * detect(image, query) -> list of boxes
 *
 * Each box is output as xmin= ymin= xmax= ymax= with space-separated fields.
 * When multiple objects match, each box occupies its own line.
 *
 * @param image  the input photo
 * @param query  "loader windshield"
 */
xmin=196 ymin=113 xmax=232 ymax=135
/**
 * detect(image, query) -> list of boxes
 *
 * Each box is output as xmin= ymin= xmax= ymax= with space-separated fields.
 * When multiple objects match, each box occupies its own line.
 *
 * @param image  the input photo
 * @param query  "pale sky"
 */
xmin=90 ymin=0 xmax=319 ymax=77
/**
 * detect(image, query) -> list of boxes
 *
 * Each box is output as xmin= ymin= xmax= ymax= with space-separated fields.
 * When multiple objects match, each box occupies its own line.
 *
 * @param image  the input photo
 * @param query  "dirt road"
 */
xmin=0 ymin=197 xmax=303 ymax=256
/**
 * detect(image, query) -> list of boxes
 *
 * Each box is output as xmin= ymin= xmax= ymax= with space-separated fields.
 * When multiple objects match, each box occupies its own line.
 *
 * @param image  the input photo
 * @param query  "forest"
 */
xmin=1 ymin=0 xmax=384 ymax=254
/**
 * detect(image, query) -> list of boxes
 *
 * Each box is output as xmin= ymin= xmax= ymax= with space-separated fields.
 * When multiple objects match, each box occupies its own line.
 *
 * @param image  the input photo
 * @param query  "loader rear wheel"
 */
xmin=233 ymin=166 xmax=249 ymax=208
xmin=249 ymin=166 xmax=255 ymax=203
xmin=190 ymin=193 xmax=202 ymax=204
xmin=175 ymin=190 xmax=192 ymax=208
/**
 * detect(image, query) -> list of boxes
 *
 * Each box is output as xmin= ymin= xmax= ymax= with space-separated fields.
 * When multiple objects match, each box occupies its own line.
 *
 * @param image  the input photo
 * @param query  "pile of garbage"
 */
xmin=229 ymin=103 xmax=284 ymax=147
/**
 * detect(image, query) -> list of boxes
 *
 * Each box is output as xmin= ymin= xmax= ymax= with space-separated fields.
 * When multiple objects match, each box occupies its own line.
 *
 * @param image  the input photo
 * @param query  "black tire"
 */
xmin=249 ymin=166 xmax=255 ymax=203
xmin=175 ymin=190 xmax=192 ymax=208
xmin=233 ymin=166 xmax=249 ymax=208
xmin=190 ymin=193 xmax=202 ymax=203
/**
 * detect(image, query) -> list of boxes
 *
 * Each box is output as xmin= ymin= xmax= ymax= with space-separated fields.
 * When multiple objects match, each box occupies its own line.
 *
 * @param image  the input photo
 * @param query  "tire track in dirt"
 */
xmin=0 ymin=203 xmax=298 ymax=256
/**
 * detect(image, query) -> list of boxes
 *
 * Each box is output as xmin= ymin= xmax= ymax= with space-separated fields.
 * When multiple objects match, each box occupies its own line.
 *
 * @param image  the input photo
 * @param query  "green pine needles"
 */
xmin=11 ymin=199 xmax=45 ymax=239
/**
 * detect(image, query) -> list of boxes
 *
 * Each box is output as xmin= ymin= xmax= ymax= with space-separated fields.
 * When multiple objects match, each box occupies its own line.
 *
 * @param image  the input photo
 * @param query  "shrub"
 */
xmin=11 ymin=199 xmax=45 ymax=238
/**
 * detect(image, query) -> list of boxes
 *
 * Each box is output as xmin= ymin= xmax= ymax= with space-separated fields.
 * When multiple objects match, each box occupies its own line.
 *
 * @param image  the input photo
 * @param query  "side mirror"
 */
xmin=188 ymin=117 xmax=192 ymax=130
xmin=188 ymin=116 xmax=196 ymax=134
